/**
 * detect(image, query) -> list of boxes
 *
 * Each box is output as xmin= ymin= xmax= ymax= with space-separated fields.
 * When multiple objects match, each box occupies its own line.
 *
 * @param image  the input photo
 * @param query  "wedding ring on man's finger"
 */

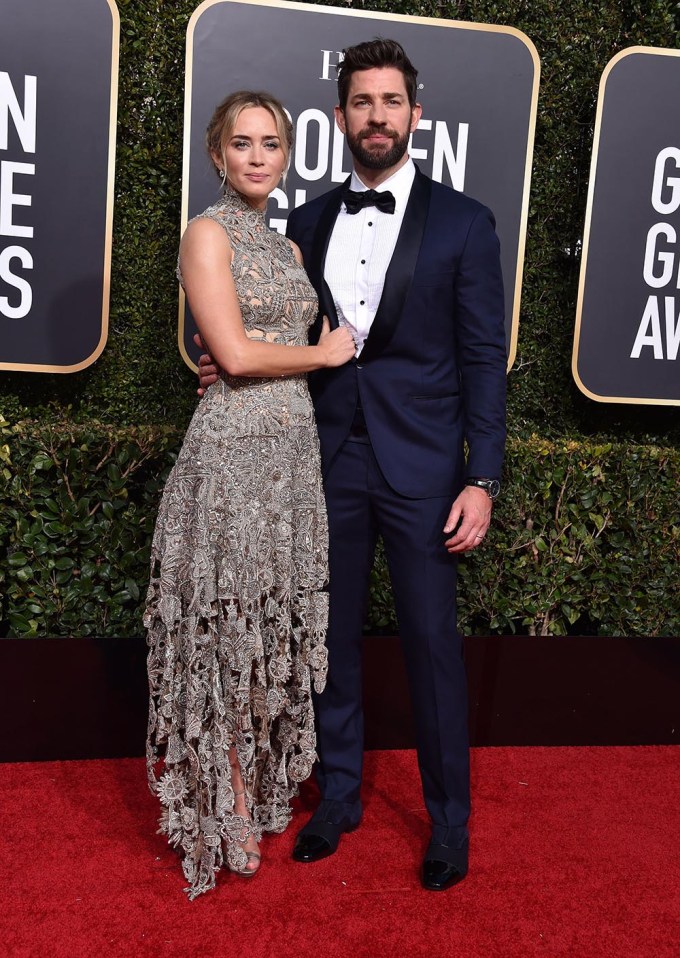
xmin=475 ymin=534 xmax=484 ymax=539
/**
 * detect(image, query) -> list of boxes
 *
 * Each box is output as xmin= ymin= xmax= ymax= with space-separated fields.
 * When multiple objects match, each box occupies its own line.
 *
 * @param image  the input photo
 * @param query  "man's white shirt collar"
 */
xmin=346 ymin=158 xmax=416 ymax=215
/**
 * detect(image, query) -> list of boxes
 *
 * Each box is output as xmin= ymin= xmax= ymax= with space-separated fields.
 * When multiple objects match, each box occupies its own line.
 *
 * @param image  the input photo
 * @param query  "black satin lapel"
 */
xmin=311 ymin=182 xmax=348 ymax=329
xmin=359 ymin=169 xmax=431 ymax=362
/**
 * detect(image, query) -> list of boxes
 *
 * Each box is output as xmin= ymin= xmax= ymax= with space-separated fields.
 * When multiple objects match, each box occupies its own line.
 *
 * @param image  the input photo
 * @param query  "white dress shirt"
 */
xmin=324 ymin=158 xmax=416 ymax=353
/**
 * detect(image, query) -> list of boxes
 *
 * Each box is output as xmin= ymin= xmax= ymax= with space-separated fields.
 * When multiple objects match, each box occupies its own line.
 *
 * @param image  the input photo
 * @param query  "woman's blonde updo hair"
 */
xmin=206 ymin=90 xmax=294 ymax=182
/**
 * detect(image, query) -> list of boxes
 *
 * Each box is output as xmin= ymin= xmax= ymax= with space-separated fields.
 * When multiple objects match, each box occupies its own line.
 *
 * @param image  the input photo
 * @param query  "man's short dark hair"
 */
xmin=337 ymin=38 xmax=419 ymax=110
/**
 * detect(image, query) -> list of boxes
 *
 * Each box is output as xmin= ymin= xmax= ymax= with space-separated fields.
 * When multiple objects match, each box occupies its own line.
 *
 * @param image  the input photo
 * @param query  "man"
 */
xmin=199 ymin=38 xmax=506 ymax=891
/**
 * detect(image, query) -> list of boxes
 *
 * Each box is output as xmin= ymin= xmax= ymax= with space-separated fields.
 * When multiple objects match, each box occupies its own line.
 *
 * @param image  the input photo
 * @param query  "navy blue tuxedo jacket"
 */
xmin=286 ymin=165 xmax=507 ymax=499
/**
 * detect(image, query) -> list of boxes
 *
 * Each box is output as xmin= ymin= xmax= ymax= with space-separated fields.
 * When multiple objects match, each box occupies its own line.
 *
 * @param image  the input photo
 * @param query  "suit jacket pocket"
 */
xmin=411 ymin=392 xmax=460 ymax=400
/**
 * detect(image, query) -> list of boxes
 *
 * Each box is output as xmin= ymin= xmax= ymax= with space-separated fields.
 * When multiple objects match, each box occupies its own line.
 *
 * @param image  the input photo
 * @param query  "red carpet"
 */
xmin=1 ymin=747 xmax=678 ymax=958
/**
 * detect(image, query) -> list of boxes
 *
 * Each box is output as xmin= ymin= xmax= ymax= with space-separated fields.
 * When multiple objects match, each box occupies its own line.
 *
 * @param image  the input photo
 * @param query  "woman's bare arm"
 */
xmin=180 ymin=219 xmax=354 ymax=377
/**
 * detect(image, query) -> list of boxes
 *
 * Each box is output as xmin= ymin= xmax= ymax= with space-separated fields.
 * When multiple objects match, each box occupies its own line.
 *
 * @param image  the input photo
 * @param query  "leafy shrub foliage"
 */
xmin=0 ymin=418 xmax=177 ymax=637
xmin=369 ymin=437 xmax=679 ymax=636
xmin=1 ymin=420 xmax=677 ymax=637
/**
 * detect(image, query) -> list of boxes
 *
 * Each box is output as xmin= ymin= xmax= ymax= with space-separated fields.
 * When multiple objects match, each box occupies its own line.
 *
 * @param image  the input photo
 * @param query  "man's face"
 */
xmin=335 ymin=67 xmax=422 ymax=173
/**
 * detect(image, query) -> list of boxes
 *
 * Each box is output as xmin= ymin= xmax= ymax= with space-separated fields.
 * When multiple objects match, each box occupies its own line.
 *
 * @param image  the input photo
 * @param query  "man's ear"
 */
xmin=410 ymin=103 xmax=423 ymax=133
xmin=334 ymin=105 xmax=347 ymax=134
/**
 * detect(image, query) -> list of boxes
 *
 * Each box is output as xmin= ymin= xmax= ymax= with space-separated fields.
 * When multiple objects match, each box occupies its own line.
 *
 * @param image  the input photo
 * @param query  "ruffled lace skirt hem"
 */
xmin=145 ymin=577 xmax=328 ymax=899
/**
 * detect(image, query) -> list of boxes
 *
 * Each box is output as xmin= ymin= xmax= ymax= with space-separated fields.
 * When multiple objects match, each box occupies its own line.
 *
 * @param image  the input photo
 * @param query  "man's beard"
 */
xmin=346 ymin=124 xmax=410 ymax=170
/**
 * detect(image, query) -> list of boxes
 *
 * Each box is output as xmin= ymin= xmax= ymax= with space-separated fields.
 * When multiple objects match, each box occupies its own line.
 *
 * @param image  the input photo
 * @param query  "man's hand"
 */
xmin=194 ymin=333 xmax=220 ymax=396
xmin=443 ymin=485 xmax=493 ymax=553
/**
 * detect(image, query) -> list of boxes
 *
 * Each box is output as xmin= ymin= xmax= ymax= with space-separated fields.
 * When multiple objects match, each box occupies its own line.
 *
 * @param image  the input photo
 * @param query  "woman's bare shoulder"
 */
xmin=180 ymin=215 xmax=233 ymax=260
xmin=183 ymin=214 xmax=231 ymax=242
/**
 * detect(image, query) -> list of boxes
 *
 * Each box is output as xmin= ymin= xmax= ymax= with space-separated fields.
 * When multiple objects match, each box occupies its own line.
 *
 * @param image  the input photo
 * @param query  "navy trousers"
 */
xmin=315 ymin=435 xmax=470 ymax=844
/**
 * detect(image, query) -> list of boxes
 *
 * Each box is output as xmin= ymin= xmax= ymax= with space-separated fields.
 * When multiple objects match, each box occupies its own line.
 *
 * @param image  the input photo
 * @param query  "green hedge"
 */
xmin=1 ymin=1 xmax=679 ymax=637
xmin=371 ymin=436 xmax=679 ymax=637
xmin=0 ymin=418 xmax=177 ymax=637
xmin=1 ymin=418 xmax=677 ymax=638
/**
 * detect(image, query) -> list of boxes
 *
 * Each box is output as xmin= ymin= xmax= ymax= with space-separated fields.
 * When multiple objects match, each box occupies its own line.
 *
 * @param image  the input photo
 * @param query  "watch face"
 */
xmin=488 ymin=480 xmax=501 ymax=499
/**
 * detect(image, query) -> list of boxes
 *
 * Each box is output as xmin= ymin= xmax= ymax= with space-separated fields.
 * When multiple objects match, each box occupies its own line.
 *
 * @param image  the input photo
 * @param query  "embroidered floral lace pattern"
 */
xmin=145 ymin=187 xmax=328 ymax=899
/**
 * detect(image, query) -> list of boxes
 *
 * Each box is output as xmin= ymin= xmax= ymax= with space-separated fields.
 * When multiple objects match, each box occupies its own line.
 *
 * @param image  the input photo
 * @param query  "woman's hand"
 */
xmin=317 ymin=317 xmax=356 ymax=368
xmin=194 ymin=333 xmax=221 ymax=396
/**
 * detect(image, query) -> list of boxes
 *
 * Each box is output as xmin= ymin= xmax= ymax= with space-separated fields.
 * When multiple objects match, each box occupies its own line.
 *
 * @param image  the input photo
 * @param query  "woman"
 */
xmin=144 ymin=91 xmax=355 ymax=899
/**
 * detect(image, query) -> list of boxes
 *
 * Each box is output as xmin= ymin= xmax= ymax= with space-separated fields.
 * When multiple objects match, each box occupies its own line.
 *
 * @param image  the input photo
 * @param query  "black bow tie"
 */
xmin=344 ymin=188 xmax=396 ymax=215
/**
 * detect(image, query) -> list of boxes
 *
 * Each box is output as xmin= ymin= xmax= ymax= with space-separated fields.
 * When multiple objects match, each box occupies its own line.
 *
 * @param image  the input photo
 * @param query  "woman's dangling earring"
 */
xmin=217 ymin=167 xmax=226 ymax=189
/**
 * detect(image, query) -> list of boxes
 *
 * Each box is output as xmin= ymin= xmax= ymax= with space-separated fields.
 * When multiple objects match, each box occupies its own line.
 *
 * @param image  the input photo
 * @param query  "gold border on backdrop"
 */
xmin=572 ymin=45 xmax=680 ymax=406
xmin=178 ymin=0 xmax=540 ymax=373
xmin=0 ymin=0 xmax=120 ymax=374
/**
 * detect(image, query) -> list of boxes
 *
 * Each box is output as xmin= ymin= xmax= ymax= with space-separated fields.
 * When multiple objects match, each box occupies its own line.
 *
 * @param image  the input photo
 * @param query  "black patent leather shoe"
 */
xmin=292 ymin=801 xmax=361 ymax=863
xmin=292 ymin=829 xmax=338 ymax=863
xmin=421 ymin=839 xmax=469 ymax=891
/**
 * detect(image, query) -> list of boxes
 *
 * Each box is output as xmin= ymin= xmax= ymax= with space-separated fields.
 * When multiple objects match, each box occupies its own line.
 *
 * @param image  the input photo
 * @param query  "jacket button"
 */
xmin=356 ymin=363 xmax=363 ymax=370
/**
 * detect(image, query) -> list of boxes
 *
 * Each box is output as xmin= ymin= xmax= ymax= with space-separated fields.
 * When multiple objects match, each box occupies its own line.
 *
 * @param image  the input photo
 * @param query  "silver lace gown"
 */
xmin=144 ymin=187 xmax=329 ymax=899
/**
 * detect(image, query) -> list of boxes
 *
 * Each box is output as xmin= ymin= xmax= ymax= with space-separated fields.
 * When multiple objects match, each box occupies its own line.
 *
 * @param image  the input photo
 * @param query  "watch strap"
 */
xmin=465 ymin=477 xmax=501 ymax=499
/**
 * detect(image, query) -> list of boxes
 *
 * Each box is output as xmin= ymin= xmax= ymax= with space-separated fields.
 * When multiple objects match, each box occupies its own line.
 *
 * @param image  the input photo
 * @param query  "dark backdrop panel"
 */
xmin=574 ymin=48 xmax=680 ymax=404
xmin=0 ymin=0 xmax=117 ymax=371
xmin=180 ymin=0 xmax=538 ymax=368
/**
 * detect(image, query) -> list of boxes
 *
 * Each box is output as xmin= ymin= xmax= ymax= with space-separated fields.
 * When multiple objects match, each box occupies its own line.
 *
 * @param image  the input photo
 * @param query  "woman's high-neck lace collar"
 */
xmin=221 ymin=181 xmax=267 ymax=220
